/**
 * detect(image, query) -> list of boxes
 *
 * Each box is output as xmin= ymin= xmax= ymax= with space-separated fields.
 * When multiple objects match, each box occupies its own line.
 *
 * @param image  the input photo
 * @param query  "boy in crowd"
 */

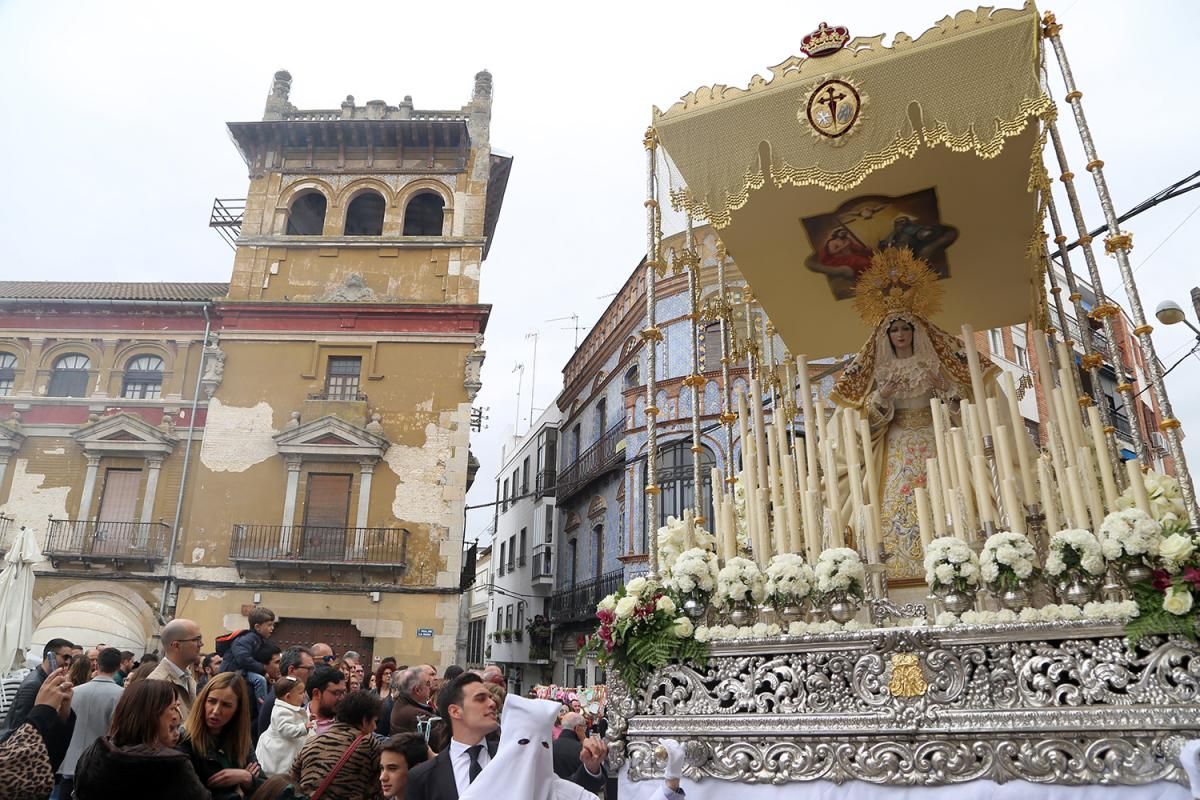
xmin=221 ymin=605 xmax=276 ymax=706
xmin=379 ymin=732 xmax=430 ymax=799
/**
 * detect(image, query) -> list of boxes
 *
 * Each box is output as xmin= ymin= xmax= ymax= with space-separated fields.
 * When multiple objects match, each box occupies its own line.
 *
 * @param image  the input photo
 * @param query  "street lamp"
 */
xmin=1155 ymin=293 xmax=1200 ymax=339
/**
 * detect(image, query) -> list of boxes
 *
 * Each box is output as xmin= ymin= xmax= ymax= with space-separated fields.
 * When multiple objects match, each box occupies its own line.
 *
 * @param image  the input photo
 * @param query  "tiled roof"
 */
xmin=0 ymin=282 xmax=228 ymax=301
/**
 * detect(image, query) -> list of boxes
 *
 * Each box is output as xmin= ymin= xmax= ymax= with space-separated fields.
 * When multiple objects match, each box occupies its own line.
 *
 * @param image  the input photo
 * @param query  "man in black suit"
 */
xmin=405 ymin=673 xmax=498 ymax=800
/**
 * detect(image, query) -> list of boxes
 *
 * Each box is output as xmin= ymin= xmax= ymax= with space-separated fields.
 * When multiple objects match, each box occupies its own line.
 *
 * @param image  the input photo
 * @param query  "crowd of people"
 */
xmin=0 ymin=607 xmax=613 ymax=800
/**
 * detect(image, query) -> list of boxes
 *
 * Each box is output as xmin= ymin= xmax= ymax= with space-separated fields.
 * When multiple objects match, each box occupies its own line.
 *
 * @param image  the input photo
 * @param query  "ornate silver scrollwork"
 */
xmin=613 ymin=620 xmax=1200 ymax=786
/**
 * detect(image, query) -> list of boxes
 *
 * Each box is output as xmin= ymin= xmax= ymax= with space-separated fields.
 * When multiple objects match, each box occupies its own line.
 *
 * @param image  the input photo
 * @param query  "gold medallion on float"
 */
xmin=801 ymin=76 xmax=866 ymax=145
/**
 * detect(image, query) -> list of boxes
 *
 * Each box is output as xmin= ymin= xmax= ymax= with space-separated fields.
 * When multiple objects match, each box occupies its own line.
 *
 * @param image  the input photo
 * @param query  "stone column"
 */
xmin=280 ymin=456 xmax=302 ymax=553
xmin=77 ymin=454 xmax=101 ymax=520
xmin=139 ymin=457 xmax=164 ymax=549
xmin=18 ymin=338 xmax=46 ymax=397
xmin=354 ymin=459 xmax=375 ymax=552
xmin=0 ymin=453 xmax=10 ymax=501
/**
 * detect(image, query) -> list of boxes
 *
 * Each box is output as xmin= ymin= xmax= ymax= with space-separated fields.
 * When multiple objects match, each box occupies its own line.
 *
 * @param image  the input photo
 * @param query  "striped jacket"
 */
xmin=291 ymin=721 xmax=382 ymax=800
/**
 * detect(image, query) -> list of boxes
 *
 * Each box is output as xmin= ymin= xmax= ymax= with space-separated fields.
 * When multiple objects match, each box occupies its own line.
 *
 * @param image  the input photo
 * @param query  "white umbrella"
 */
xmin=0 ymin=527 xmax=44 ymax=673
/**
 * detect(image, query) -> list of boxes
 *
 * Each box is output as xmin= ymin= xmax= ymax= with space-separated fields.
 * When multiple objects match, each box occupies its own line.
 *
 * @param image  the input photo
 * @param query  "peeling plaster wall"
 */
xmin=200 ymin=398 xmax=278 ymax=472
xmin=0 ymin=459 xmax=71 ymax=544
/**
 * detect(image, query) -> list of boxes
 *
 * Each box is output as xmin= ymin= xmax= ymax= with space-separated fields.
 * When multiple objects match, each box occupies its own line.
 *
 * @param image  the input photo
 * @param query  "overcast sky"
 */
xmin=2 ymin=0 xmax=1197 ymax=544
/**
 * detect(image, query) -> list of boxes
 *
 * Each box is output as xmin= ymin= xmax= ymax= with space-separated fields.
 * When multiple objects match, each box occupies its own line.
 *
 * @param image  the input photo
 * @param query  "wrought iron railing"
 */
xmin=44 ymin=520 xmax=169 ymax=564
xmin=209 ymin=198 xmax=245 ymax=251
xmin=535 ymin=469 xmax=556 ymax=498
xmin=1051 ymin=311 xmax=1111 ymax=355
xmin=550 ymin=569 xmax=623 ymax=623
xmin=555 ymin=421 xmax=624 ymax=501
xmin=306 ymin=391 xmax=369 ymax=403
xmin=230 ymin=524 xmax=409 ymax=568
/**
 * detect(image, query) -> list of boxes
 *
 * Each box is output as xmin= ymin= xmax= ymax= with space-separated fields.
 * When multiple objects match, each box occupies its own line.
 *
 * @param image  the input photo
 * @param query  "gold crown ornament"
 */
xmin=801 ymin=22 xmax=851 ymax=58
xmin=850 ymin=248 xmax=944 ymax=327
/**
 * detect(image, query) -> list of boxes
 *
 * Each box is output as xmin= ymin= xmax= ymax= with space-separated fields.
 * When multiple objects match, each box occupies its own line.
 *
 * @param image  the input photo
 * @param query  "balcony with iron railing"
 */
xmin=230 ymin=524 xmax=409 ymax=579
xmin=555 ymin=421 xmax=625 ymax=502
xmin=44 ymin=520 xmax=169 ymax=568
xmin=1050 ymin=311 xmax=1111 ymax=356
xmin=550 ymin=568 xmax=623 ymax=624
xmin=534 ymin=468 xmax=556 ymax=499
xmin=532 ymin=544 xmax=553 ymax=587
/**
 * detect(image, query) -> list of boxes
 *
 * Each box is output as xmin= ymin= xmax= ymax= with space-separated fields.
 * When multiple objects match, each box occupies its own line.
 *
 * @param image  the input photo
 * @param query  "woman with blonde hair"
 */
xmin=177 ymin=671 xmax=265 ymax=799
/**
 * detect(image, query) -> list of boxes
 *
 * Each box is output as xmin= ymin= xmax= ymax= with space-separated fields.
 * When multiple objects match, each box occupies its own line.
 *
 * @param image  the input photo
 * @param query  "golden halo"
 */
xmin=851 ymin=248 xmax=943 ymax=327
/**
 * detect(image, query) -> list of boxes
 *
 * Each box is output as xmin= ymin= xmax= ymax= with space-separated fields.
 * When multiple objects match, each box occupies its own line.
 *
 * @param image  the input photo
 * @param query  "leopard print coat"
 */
xmin=0 ymin=722 xmax=55 ymax=800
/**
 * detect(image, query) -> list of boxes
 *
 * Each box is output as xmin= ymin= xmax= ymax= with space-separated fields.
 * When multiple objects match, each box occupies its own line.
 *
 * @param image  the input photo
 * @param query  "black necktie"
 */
xmin=467 ymin=744 xmax=484 ymax=783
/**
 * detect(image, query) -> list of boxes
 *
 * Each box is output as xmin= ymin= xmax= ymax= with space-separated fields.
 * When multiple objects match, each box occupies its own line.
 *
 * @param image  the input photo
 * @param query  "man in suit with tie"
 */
xmin=405 ymin=672 xmax=498 ymax=800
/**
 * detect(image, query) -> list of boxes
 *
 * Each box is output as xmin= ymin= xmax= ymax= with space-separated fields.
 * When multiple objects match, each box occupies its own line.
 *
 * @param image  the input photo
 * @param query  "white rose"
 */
xmin=935 ymin=612 xmax=959 ymax=627
xmin=1163 ymin=586 xmax=1195 ymax=616
xmin=693 ymin=625 xmax=709 ymax=642
xmin=615 ymin=596 xmax=638 ymax=619
xmin=1160 ymin=534 xmax=1195 ymax=565
xmin=656 ymin=595 xmax=676 ymax=615
xmin=934 ymin=563 xmax=955 ymax=585
xmin=597 ymin=595 xmax=616 ymax=613
xmin=673 ymin=616 xmax=694 ymax=638
xmin=626 ymin=577 xmax=648 ymax=597
xmin=788 ymin=621 xmax=807 ymax=636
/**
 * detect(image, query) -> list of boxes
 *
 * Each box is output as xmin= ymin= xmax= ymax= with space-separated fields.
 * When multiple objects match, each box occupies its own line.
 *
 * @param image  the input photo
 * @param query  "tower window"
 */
xmin=0 ymin=353 xmax=16 ymax=396
xmin=344 ymin=191 xmax=385 ymax=236
xmin=403 ymin=192 xmax=445 ymax=236
xmin=122 ymin=355 xmax=164 ymax=399
xmin=325 ymin=356 xmax=363 ymax=401
xmin=287 ymin=192 xmax=327 ymax=235
xmin=48 ymin=353 xmax=91 ymax=398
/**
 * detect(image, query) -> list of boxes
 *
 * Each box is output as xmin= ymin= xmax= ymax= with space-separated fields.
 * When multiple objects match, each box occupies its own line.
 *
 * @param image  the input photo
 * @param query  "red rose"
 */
xmin=1153 ymin=569 xmax=1173 ymax=591
xmin=1183 ymin=567 xmax=1200 ymax=590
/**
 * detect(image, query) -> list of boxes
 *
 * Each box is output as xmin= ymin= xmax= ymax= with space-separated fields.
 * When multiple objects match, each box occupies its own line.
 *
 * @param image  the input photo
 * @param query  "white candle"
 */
xmin=856 ymin=414 xmax=882 ymax=550
xmin=805 ymin=489 xmax=823 ymax=559
xmin=756 ymin=487 xmax=772 ymax=563
xmin=750 ymin=378 xmax=770 ymax=494
xmin=797 ymin=356 xmax=819 ymax=492
xmin=915 ymin=487 xmax=934 ymax=551
xmin=950 ymin=427 xmax=978 ymax=531
xmin=1039 ymin=458 xmax=1060 ymax=534
xmin=1002 ymin=371 xmax=1037 ymax=502
xmin=1064 ymin=458 xmax=1091 ymax=530
xmin=1126 ymin=459 xmax=1152 ymax=516
xmin=1086 ymin=405 xmax=1119 ymax=512
xmin=971 ymin=454 xmax=994 ymax=525
xmin=722 ymin=493 xmax=738 ymax=563
xmin=961 ymin=324 xmax=993 ymax=437
xmin=1033 ymin=332 xmax=1058 ymax=424
xmin=1078 ymin=446 xmax=1105 ymax=531
xmin=766 ymin=425 xmax=786 ymax=557
xmin=711 ymin=490 xmax=725 ymax=561
xmin=862 ymin=502 xmax=880 ymax=563
xmin=737 ymin=392 xmax=761 ymax=556
xmin=779 ymin=430 xmax=803 ymax=555
xmin=683 ymin=509 xmax=694 ymax=551
xmin=992 ymin=419 xmax=1015 ymax=486
xmin=1002 ymin=477 xmax=1025 ymax=534
xmin=926 ymin=457 xmax=947 ymax=536
xmin=1046 ymin=419 xmax=1075 ymax=523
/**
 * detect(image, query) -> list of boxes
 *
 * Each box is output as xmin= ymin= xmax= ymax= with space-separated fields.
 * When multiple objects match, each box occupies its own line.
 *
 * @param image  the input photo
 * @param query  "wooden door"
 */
xmin=271 ymin=617 xmax=373 ymax=667
xmin=302 ymin=473 xmax=352 ymax=560
xmin=95 ymin=469 xmax=141 ymax=554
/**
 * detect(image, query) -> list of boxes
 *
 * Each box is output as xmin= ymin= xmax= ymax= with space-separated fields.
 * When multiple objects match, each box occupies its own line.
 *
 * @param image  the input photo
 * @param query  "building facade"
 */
xmin=0 ymin=70 xmax=510 ymax=669
xmin=487 ymin=406 xmax=560 ymax=694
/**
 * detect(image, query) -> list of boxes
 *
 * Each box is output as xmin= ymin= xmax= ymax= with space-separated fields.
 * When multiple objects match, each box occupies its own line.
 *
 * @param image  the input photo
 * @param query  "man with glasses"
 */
xmin=306 ymin=664 xmax=347 ymax=736
xmin=1 ymin=637 xmax=73 ymax=736
xmin=147 ymin=618 xmax=203 ymax=720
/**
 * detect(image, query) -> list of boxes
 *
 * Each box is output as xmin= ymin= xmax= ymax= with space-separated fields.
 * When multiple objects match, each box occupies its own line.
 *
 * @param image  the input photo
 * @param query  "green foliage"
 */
xmin=1126 ymin=580 xmax=1198 ymax=644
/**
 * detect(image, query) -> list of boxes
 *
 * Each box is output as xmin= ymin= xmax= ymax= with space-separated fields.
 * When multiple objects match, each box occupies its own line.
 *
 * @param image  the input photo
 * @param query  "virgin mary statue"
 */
xmin=828 ymin=249 xmax=1004 ymax=583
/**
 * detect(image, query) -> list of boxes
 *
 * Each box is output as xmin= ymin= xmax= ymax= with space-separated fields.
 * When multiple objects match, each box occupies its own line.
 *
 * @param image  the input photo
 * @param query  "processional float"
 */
xmin=602 ymin=3 xmax=1200 ymax=795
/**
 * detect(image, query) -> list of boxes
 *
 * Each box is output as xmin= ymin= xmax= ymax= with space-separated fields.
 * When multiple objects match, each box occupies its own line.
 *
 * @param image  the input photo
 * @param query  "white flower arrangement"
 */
xmin=1097 ymin=508 xmax=1162 ymax=562
xmin=1045 ymin=528 xmax=1106 ymax=577
xmin=693 ymin=619 xmax=865 ymax=640
xmin=980 ymin=531 xmax=1038 ymax=590
xmin=814 ymin=547 xmax=866 ymax=599
xmin=664 ymin=547 xmax=719 ymax=597
xmin=657 ymin=516 xmax=718 ymax=576
xmin=623 ymin=575 xmax=660 ymax=601
xmin=715 ymin=557 xmax=766 ymax=608
xmin=1116 ymin=468 xmax=1188 ymax=524
xmin=764 ymin=553 xmax=814 ymax=606
xmin=922 ymin=536 xmax=981 ymax=592
xmin=1158 ymin=531 xmax=1197 ymax=572
xmin=938 ymin=601 xmax=1138 ymax=627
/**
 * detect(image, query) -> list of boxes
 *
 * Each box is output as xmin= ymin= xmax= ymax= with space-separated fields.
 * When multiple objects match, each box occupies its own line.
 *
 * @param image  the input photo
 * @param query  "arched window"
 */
xmin=0 ymin=353 xmax=16 ymax=396
xmin=702 ymin=323 xmax=724 ymax=370
xmin=48 ymin=353 xmax=91 ymax=398
xmin=403 ymin=192 xmax=445 ymax=236
xmin=343 ymin=191 xmax=385 ymax=236
xmin=122 ymin=355 xmax=165 ymax=399
xmin=646 ymin=441 xmax=715 ymax=539
xmin=623 ymin=364 xmax=640 ymax=390
xmin=286 ymin=192 xmax=327 ymax=235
